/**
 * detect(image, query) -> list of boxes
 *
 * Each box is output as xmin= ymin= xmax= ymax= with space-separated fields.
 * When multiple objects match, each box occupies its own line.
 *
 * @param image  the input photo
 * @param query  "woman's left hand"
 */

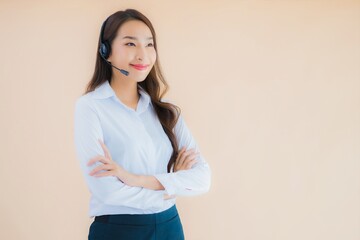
xmin=87 ymin=139 xmax=133 ymax=184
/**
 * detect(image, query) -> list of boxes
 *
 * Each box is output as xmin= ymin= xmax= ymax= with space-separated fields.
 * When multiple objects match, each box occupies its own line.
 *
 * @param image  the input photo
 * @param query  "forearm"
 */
xmin=117 ymin=170 xmax=164 ymax=190
xmin=137 ymin=175 xmax=165 ymax=190
xmin=120 ymin=172 xmax=177 ymax=200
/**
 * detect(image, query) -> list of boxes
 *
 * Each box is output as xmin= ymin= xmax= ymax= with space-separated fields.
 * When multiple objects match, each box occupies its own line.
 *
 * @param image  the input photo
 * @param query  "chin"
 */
xmin=135 ymin=77 xmax=147 ymax=83
xmin=135 ymin=74 xmax=150 ymax=82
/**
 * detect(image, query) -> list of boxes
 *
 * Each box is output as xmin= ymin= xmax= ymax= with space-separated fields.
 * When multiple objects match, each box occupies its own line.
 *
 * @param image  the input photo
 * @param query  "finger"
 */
xmin=185 ymin=159 xmax=197 ymax=169
xmin=177 ymin=149 xmax=196 ymax=167
xmin=183 ymin=149 xmax=196 ymax=158
xmin=93 ymin=170 xmax=115 ymax=178
xmin=175 ymin=147 xmax=186 ymax=161
xmin=164 ymin=194 xmax=177 ymax=200
xmin=181 ymin=152 xmax=198 ymax=167
xmin=177 ymin=151 xmax=198 ymax=171
xmin=89 ymin=164 xmax=113 ymax=176
xmin=87 ymin=155 xmax=109 ymax=166
xmin=176 ymin=151 xmax=187 ymax=168
xmin=177 ymin=158 xmax=198 ymax=171
xmin=178 ymin=147 xmax=186 ymax=154
xmin=177 ymin=149 xmax=193 ymax=167
xmin=174 ymin=148 xmax=185 ymax=168
xmin=98 ymin=139 xmax=111 ymax=160
xmin=184 ymin=152 xmax=199 ymax=162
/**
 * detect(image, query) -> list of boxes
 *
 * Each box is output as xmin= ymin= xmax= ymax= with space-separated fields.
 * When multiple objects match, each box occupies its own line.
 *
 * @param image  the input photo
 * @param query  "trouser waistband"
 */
xmin=94 ymin=205 xmax=178 ymax=225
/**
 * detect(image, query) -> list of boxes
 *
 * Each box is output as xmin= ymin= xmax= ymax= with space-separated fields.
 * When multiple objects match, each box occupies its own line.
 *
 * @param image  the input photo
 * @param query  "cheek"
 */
xmin=150 ymin=50 xmax=157 ymax=64
xmin=118 ymin=47 xmax=135 ymax=60
xmin=112 ymin=45 xmax=134 ymax=58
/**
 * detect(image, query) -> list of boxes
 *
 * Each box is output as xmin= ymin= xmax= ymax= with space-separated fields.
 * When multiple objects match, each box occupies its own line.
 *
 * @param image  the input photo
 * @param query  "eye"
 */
xmin=147 ymin=43 xmax=154 ymax=47
xmin=125 ymin=42 xmax=135 ymax=46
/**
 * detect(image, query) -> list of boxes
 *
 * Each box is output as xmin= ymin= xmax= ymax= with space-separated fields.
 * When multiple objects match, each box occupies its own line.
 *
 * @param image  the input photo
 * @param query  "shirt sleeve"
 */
xmin=74 ymin=97 xmax=167 ymax=210
xmin=154 ymin=114 xmax=212 ymax=196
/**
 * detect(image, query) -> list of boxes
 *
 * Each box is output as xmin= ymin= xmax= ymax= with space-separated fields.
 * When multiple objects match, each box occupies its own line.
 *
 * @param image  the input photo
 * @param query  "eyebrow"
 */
xmin=122 ymin=36 xmax=153 ymax=40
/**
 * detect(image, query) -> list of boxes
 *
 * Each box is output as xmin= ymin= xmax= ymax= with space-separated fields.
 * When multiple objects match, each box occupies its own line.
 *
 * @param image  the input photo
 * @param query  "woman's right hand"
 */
xmin=173 ymin=147 xmax=199 ymax=172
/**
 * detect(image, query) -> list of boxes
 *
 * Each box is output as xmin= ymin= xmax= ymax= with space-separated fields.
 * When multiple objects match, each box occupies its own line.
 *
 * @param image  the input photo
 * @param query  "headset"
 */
xmin=98 ymin=17 xmax=129 ymax=76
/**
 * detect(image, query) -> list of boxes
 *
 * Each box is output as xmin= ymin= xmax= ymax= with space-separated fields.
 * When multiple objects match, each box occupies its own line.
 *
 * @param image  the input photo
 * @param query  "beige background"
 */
xmin=1 ymin=0 xmax=359 ymax=239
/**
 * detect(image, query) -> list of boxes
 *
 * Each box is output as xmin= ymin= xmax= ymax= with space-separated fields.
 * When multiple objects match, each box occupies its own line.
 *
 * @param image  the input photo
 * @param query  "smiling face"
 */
xmin=107 ymin=20 xmax=157 ymax=82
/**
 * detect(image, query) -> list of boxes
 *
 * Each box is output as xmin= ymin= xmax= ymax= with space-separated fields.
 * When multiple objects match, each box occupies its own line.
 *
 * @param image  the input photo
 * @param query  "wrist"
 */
xmin=116 ymin=168 xmax=140 ymax=187
xmin=125 ymin=172 xmax=141 ymax=187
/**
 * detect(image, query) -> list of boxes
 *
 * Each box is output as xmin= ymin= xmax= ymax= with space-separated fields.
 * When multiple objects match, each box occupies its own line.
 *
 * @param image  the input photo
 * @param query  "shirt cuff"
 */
xmin=154 ymin=173 xmax=177 ymax=196
xmin=148 ymin=189 xmax=169 ymax=210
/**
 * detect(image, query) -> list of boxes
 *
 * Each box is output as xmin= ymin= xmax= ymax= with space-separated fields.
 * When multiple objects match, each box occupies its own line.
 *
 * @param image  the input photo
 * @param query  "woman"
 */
xmin=74 ymin=9 xmax=211 ymax=240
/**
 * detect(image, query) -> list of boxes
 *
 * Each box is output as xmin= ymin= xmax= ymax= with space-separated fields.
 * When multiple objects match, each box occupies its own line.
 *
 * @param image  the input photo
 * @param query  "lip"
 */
xmin=130 ymin=64 xmax=149 ymax=71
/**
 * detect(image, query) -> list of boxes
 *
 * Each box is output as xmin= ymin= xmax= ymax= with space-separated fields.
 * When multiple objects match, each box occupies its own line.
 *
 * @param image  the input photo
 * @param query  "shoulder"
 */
xmin=74 ymin=92 xmax=97 ymax=113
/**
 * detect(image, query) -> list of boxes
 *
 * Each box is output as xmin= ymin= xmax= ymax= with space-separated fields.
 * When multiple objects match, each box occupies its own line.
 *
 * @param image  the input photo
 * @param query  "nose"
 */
xmin=136 ymin=46 xmax=146 ymax=61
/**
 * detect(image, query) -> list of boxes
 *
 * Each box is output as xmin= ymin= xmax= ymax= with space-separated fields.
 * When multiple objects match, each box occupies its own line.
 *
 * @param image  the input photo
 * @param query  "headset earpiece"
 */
xmin=97 ymin=16 xmax=129 ymax=76
xmin=99 ymin=41 xmax=111 ymax=59
xmin=99 ymin=17 xmax=111 ymax=59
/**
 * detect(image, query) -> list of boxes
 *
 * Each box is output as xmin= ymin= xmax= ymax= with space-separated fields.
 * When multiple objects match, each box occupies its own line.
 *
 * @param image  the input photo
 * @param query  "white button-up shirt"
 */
xmin=74 ymin=80 xmax=211 ymax=217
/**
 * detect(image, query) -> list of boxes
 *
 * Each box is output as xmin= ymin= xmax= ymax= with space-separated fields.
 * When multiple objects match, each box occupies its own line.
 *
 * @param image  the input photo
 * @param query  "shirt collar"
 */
xmin=91 ymin=80 xmax=151 ymax=113
xmin=91 ymin=80 xmax=115 ymax=99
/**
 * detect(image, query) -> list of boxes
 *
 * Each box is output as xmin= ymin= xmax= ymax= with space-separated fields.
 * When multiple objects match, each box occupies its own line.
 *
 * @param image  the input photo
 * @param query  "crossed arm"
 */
xmin=75 ymin=98 xmax=211 ymax=207
xmin=88 ymin=139 xmax=198 ymax=199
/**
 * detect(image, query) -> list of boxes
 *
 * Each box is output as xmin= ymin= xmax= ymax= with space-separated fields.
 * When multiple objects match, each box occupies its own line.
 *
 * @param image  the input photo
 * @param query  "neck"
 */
xmin=110 ymin=72 xmax=139 ymax=109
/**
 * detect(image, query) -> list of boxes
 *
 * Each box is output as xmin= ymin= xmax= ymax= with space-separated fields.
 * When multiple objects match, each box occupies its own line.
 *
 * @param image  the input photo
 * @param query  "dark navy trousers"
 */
xmin=88 ymin=205 xmax=185 ymax=240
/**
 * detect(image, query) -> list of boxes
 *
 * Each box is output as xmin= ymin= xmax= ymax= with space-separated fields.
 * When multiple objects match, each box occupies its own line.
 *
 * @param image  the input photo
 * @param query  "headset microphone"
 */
xmin=98 ymin=17 xmax=129 ymax=76
xmin=99 ymin=51 xmax=129 ymax=76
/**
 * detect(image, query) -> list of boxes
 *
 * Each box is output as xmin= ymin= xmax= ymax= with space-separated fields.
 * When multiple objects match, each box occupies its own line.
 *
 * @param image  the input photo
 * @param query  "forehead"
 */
xmin=116 ymin=20 xmax=153 ymax=39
